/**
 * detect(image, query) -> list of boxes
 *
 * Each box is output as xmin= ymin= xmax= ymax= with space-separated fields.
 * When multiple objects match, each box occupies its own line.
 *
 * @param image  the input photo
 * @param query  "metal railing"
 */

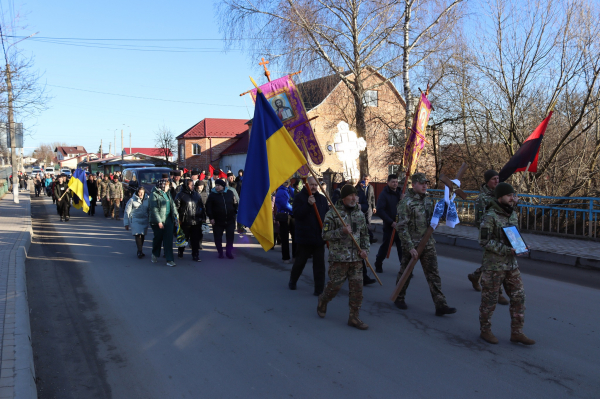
xmin=427 ymin=189 xmax=600 ymax=239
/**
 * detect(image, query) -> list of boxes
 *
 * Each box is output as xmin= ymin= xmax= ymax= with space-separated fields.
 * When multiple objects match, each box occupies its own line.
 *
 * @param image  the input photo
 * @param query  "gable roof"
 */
xmin=220 ymin=130 xmax=249 ymax=156
xmin=297 ymin=67 xmax=406 ymax=111
xmin=124 ymin=148 xmax=173 ymax=157
xmin=177 ymin=118 xmax=249 ymax=139
xmin=55 ymin=146 xmax=87 ymax=156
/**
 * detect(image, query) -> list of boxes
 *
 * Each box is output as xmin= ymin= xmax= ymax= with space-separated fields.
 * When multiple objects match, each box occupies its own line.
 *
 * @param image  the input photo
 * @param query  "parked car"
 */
xmin=121 ymin=167 xmax=173 ymax=205
xmin=61 ymin=168 xmax=72 ymax=176
xmin=31 ymin=167 xmax=42 ymax=177
xmin=45 ymin=167 xmax=55 ymax=176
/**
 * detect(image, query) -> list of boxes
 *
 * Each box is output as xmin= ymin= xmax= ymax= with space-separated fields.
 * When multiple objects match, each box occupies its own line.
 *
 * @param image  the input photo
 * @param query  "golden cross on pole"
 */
xmin=259 ymin=57 xmax=271 ymax=82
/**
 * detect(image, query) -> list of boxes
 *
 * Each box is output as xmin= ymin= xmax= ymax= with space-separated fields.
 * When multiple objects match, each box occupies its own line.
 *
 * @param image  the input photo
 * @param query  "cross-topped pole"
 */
xmin=259 ymin=57 xmax=271 ymax=82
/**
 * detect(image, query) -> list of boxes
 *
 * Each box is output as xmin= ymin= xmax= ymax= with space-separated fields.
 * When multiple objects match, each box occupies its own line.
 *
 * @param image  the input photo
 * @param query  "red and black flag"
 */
xmin=499 ymin=111 xmax=553 ymax=182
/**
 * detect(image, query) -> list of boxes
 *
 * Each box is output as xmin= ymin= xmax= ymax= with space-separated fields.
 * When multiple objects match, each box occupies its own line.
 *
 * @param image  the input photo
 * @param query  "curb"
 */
xmin=1 ymin=194 xmax=37 ymax=399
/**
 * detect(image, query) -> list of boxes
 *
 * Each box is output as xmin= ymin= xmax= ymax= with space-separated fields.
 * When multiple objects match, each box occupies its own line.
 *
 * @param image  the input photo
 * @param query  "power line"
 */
xmin=46 ymin=84 xmax=247 ymax=108
xmin=6 ymin=35 xmax=260 ymax=41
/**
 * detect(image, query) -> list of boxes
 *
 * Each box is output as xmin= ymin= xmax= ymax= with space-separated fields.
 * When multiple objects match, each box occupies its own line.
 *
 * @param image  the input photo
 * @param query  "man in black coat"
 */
xmin=288 ymin=177 xmax=329 ymax=296
xmin=54 ymin=175 xmax=72 ymax=222
xmin=374 ymin=174 xmax=403 ymax=273
xmin=175 ymin=179 xmax=205 ymax=262
xmin=206 ymin=179 xmax=238 ymax=259
xmin=87 ymin=174 xmax=98 ymax=216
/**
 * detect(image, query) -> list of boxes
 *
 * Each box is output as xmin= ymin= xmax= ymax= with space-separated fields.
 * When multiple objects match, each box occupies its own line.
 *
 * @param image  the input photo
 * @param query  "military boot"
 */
xmin=497 ymin=294 xmax=509 ymax=305
xmin=510 ymin=332 xmax=536 ymax=345
xmin=317 ymin=296 xmax=328 ymax=318
xmin=348 ymin=312 xmax=369 ymax=330
xmin=468 ymin=273 xmax=481 ymax=291
xmin=480 ymin=330 xmax=499 ymax=344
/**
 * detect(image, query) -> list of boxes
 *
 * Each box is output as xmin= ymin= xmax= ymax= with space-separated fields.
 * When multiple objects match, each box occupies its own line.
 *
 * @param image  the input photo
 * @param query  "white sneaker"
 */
xmin=166 ymin=261 xmax=176 ymax=267
xmin=151 ymin=255 xmax=158 ymax=263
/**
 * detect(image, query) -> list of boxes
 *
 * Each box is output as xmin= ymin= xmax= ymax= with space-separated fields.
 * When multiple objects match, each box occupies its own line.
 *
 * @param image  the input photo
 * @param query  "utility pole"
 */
xmin=129 ymin=131 xmax=131 ymax=154
xmin=100 ymin=139 xmax=103 ymax=159
xmin=109 ymin=142 xmax=111 ymax=155
xmin=121 ymin=129 xmax=124 ymax=161
xmin=6 ymin=63 xmax=18 ymax=203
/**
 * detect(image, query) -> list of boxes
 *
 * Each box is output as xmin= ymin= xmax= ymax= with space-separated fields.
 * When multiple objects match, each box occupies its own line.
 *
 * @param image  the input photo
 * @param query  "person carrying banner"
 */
xmin=54 ymin=175 xmax=71 ymax=222
xmin=468 ymin=170 xmax=509 ymax=306
xmin=394 ymin=173 xmax=456 ymax=316
xmin=317 ymin=184 xmax=370 ymax=330
xmin=478 ymin=182 xmax=535 ymax=345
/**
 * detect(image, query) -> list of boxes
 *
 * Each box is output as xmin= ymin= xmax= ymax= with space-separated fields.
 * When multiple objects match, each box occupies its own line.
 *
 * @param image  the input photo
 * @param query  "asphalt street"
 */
xmin=27 ymin=194 xmax=600 ymax=398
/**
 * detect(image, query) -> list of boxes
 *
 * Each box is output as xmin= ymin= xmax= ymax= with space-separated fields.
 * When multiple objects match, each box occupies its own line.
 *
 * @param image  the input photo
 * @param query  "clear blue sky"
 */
xmin=5 ymin=0 xmax=271 ymax=155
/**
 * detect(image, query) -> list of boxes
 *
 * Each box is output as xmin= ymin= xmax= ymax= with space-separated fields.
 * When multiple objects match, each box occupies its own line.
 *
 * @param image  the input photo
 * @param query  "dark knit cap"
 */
xmin=191 ymin=169 xmax=200 ymax=175
xmin=215 ymin=179 xmax=226 ymax=187
xmin=340 ymin=184 xmax=357 ymax=199
xmin=162 ymin=173 xmax=169 ymax=179
xmin=170 ymin=170 xmax=178 ymax=176
xmin=495 ymin=182 xmax=515 ymax=199
xmin=484 ymin=170 xmax=499 ymax=183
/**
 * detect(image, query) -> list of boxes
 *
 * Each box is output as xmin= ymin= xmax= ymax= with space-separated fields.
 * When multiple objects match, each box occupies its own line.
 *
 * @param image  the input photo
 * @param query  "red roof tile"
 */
xmin=220 ymin=130 xmax=249 ymax=156
xmin=55 ymin=146 xmax=88 ymax=155
xmin=124 ymin=148 xmax=173 ymax=157
xmin=177 ymin=118 xmax=249 ymax=139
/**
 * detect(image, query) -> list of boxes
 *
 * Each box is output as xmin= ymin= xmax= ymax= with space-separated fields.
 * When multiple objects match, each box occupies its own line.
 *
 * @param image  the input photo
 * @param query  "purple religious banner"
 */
xmin=251 ymin=75 xmax=324 ymax=176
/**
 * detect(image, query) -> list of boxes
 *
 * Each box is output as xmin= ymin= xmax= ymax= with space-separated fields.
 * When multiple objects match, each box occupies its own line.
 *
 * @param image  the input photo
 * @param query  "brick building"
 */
xmin=176 ymin=118 xmax=249 ymax=172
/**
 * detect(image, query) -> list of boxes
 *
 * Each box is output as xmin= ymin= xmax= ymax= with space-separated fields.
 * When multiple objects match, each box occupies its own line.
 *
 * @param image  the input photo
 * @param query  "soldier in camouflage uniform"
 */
xmin=478 ymin=182 xmax=535 ymax=345
xmin=98 ymin=175 xmax=110 ymax=217
xmin=394 ymin=173 xmax=457 ymax=316
xmin=108 ymin=175 xmax=124 ymax=220
xmin=317 ymin=185 xmax=370 ymax=330
xmin=468 ymin=170 xmax=509 ymax=305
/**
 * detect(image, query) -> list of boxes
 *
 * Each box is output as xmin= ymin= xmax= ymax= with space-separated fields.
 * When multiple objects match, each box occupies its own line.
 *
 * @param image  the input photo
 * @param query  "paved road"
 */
xmin=27 ymin=195 xmax=600 ymax=398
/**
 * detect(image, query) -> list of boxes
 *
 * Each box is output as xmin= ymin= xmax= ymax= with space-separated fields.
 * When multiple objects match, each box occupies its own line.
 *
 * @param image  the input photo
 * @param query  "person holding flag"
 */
xmin=54 ymin=175 xmax=72 ymax=222
xmin=67 ymin=169 xmax=91 ymax=219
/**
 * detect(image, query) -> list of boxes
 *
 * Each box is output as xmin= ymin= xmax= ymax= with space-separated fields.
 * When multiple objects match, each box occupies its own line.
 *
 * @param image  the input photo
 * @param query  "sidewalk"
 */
xmin=0 ymin=191 xmax=36 ymax=399
xmin=371 ymin=217 xmax=600 ymax=270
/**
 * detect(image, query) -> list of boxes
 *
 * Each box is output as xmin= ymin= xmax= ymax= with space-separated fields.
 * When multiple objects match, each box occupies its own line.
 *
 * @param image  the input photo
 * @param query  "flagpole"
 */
xmin=300 ymin=139 xmax=328 ymax=249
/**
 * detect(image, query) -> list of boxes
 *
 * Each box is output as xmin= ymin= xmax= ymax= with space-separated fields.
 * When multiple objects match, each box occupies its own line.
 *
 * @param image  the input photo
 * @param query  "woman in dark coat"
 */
xmin=175 ymin=179 xmax=205 ymax=262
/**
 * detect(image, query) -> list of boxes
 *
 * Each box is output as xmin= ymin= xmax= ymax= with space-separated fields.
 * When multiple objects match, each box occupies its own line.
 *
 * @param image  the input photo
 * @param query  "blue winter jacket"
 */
xmin=275 ymin=185 xmax=293 ymax=215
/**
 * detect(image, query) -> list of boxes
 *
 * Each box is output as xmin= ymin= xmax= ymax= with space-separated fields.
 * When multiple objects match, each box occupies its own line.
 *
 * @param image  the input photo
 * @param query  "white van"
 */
xmin=45 ymin=167 xmax=55 ymax=176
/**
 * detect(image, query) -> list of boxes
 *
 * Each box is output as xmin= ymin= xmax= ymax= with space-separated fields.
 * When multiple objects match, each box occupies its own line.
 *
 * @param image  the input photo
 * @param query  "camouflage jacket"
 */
xmin=322 ymin=202 xmax=370 ymax=263
xmin=478 ymin=200 xmax=519 ymax=271
xmin=474 ymin=183 xmax=495 ymax=226
xmin=396 ymin=188 xmax=436 ymax=251
xmin=108 ymin=180 xmax=123 ymax=199
xmin=98 ymin=180 xmax=110 ymax=198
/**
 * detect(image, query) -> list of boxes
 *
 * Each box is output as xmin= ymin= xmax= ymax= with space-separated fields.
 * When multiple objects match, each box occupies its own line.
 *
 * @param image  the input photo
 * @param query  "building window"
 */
xmin=388 ymin=165 xmax=401 ymax=175
xmin=179 ymin=143 xmax=185 ymax=162
xmin=388 ymin=129 xmax=403 ymax=146
xmin=363 ymin=90 xmax=378 ymax=107
xmin=192 ymin=143 xmax=201 ymax=155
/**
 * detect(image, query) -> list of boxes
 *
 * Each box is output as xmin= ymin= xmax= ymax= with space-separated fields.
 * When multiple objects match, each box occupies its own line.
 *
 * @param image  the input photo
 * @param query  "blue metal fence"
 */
xmin=428 ymin=189 xmax=600 ymax=239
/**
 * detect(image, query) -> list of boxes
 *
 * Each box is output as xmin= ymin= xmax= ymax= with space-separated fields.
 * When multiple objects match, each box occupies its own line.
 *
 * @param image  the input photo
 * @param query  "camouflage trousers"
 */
xmin=321 ymin=261 xmax=363 ymax=314
xmin=101 ymin=198 xmax=110 ymax=217
xmin=109 ymin=198 xmax=121 ymax=218
xmin=472 ymin=266 xmax=503 ymax=295
xmin=479 ymin=268 xmax=525 ymax=334
xmin=396 ymin=245 xmax=447 ymax=309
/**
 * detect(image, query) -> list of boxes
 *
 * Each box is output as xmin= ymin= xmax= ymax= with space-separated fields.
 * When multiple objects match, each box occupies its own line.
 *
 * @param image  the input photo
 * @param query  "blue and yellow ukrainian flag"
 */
xmin=68 ymin=168 xmax=90 ymax=213
xmin=238 ymin=90 xmax=307 ymax=250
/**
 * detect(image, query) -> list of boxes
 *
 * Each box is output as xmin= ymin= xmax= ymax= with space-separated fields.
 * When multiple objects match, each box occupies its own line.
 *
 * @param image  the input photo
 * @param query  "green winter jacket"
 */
xmin=322 ymin=201 xmax=370 ymax=263
xmin=149 ymin=187 xmax=178 ymax=225
xmin=478 ymin=200 xmax=519 ymax=271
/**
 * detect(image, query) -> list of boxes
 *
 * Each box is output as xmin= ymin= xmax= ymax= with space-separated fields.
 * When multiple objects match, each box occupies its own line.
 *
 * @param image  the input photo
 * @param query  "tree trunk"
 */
xmin=403 ymin=1 xmax=413 ymax=137
xmin=353 ymin=83 xmax=369 ymax=180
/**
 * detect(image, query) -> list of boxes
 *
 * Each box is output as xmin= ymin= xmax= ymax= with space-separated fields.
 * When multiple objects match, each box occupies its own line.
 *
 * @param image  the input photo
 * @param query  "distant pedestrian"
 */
xmin=124 ymin=186 xmax=150 ymax=259
xmin=235 ymin=169 xmax=243 ymax=197
xmin=98 ymin=175 xmax=110 ymax=217
xmin=149 ymin=175 xmax=178 ymax=267
xmin=108 ymin=175 xmax=123 ymax=220
xmin=34 ymin=175 xmax=42 ymax=197
xmin=175 ymin=179 xmax=205 ymax=262
xmin=206 ymin=179 xmax=238 ymax=259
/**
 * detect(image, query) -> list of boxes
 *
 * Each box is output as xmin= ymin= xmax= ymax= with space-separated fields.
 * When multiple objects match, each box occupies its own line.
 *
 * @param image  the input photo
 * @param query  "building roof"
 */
xmin=177 ymin=118 xmax=249 ymax=139
xmin=220 ymin=130 xmax=250 ymax=156
xmin=124 ymin=148 xmax=173 ymax=157
xmin=55 ymin=146 xmax=87 ymax=156
xmin=297 ymin=71 xmax=352 ymax=111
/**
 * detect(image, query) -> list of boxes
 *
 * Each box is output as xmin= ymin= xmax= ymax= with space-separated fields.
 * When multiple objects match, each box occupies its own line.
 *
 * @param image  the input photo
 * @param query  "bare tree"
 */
xmin=154 ymin=125 xmax=177 ymax=163
xmin=218 ymin=0 xmax=465 ymax=177
xmin=32 ymin=143 xmax=53 ymax=165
